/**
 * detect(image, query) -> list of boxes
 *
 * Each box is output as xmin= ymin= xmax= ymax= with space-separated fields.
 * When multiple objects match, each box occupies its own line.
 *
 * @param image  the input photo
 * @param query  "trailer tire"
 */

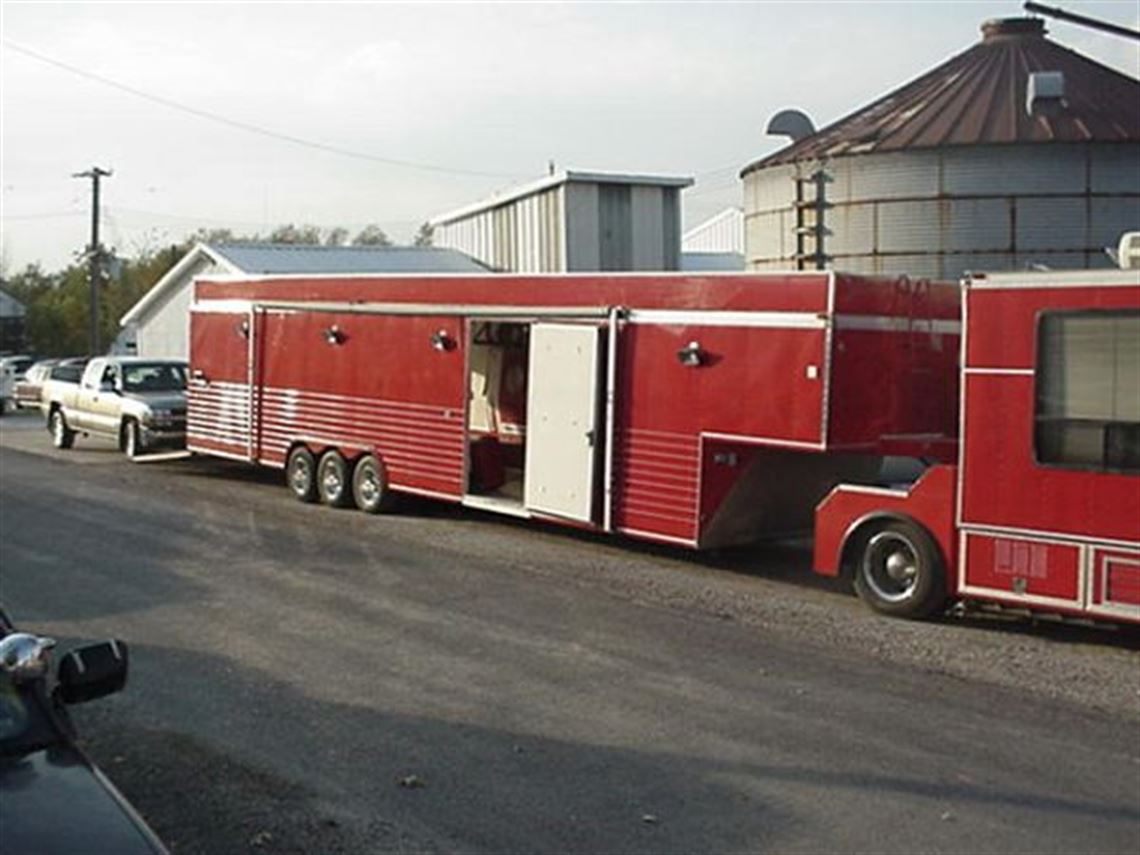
xmin=286 ymin=446 xmax=319 ymax=503
xmin=352 ymin=454 xmax=397 ymax=514
xmin=50 ymin=409 xmax=75 ymax=450
xmin=853 ymin=520 xmax=946 ymax=619
xmin=317 ymin=450 xmax=353 ymax=508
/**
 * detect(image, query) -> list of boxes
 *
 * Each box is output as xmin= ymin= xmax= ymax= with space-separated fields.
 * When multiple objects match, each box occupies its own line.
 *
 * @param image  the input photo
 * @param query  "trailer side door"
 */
xmin=524 ymin=323 xmax=602 ymax=522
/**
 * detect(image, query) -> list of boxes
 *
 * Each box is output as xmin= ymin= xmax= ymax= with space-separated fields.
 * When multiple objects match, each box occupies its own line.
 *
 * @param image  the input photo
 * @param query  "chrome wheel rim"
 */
xmin=358 ymin=466 xmax=380 ymax=505
xmin=863 ymin=531 xmax=919 ymax=603
xmin=322 ymin=464 xmax=343 ymax=499
xmin=290 ymin=458 xmax=311 ymax=494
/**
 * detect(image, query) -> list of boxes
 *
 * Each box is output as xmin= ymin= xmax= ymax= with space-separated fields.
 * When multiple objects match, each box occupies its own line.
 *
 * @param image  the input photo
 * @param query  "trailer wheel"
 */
xmin=50 ymin=409 xmax=75 ymax=450
xmin=317 ymin=450 xmax=353 ymax=508
xmin=352 ymin=454 xmax=397 ymax=514
xmin=286 ymin=446 xmax=319 ymax=503
xmin=854 ymin=520 xmax=946 ymax=619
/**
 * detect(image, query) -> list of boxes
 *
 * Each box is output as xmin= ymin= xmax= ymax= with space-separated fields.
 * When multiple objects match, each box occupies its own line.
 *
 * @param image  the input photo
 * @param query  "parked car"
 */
xmin=44 ymin=357 xmax=187 ymax=458
xmin=0 ymin=607 xmax=168 ymax=854
xmin=0 ymin=355 xmax=35 ymax=415
xmin=12 ymin=360 xmax=60 ymax=411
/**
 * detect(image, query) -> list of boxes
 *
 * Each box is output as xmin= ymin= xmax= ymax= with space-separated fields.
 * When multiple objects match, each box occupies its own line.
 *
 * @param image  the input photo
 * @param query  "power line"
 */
xmin=4 ymin=39 xmax=527 ymax=180
xmin=1 ymin=210 xmax=86 ymax=221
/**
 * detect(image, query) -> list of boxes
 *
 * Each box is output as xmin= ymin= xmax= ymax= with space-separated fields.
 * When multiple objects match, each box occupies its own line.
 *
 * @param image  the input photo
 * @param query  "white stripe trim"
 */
xmin=195 ymin=299 xmax=612 ymax=319
xmin=625 ymin=309 xmax=826 ymax=329
xmin=963 ymin=367 xmax=1035 ymax=376
xmin=834 ymin=316 xmax=961 ymax=334
xmin=617 ymin=526 xmax=699 ymax=548
xmin=701 ymin=430 xmax=826 ymax=451
xmin=966 ymin=270 xmax=1140 ymax=289
xmin=959 ymin=522 xmax=1139 ymax=551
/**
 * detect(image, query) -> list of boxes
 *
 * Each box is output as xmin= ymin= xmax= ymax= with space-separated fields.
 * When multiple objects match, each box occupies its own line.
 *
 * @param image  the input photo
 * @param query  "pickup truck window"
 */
xmin=121 ymin=363 xmax=187 ymax=393
xmin=50 ymin=364 xmax=84 ymax=383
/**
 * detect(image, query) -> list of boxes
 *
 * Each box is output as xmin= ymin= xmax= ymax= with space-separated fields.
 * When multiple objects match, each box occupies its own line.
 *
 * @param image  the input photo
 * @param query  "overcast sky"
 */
xmin=2 ymin=0 xmax=1138 ymax=272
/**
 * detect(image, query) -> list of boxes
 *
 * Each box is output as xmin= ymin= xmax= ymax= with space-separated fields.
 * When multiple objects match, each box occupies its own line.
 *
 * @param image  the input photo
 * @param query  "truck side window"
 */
xmin=1035 ymin=309 xmax=1140 ymax=474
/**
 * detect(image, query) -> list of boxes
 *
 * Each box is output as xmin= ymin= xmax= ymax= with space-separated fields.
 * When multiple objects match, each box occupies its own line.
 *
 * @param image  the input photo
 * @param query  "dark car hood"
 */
xmin=0 ymin=744 xmax=166 ymax=854
xmin=122 ymin=391 xmax=186 ymax=410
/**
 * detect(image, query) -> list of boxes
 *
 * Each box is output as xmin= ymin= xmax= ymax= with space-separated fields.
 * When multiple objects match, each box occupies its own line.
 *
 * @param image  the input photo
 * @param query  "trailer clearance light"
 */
xmin=677 ymin=340 xmax=705 ymax=367
xmin=324 ymin=325 xmax=345 ymax=345
xmin=430 ymin=329 xmax=454 ymax=351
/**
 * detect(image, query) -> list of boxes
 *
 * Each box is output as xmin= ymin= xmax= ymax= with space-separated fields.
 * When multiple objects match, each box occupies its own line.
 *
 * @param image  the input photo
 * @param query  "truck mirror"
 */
xmin=56 ymin=640 xmax=128 ymax=704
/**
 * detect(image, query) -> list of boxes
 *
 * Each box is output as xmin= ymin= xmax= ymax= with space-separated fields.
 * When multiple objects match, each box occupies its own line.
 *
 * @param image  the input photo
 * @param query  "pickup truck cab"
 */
xmin=46 ymin=357 xmax=187 ymax=457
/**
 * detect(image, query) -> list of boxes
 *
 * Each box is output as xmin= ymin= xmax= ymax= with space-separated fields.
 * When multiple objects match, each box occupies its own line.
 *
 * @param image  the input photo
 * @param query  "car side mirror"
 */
xmin=56 ymin=640 xmax=128 ymax=704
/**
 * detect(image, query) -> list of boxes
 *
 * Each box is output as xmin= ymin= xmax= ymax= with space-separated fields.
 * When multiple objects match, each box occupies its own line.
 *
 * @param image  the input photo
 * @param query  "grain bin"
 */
xmin=741 ymin=17 xmax=1140 ymax=278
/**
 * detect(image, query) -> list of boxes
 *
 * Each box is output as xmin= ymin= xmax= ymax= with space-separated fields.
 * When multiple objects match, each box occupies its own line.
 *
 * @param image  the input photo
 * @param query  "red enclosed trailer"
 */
xmin=815 ymin=268 xmax=1140 ymax=624
xmin=188 ymin=271 xmax=958 ymax=551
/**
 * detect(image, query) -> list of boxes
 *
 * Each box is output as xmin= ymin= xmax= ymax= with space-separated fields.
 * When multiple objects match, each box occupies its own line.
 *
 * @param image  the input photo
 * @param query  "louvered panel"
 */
xmin=614 ymin=427 xmax=700 ymax=542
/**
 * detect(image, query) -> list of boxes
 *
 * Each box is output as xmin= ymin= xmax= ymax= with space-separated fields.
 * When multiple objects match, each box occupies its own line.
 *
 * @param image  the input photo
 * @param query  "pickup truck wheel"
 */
xmin=854 ymin=520 xmax=947 ymax=619
xmin=317 ymin=450 xmax=353 ymax=508
xmin=50 ymin=409 xmax=75 ymax=450
xmin=286 ymin=446 xmax=318 ymax=503
xmin=122 ymin=419 xmax=143 ymax=458
xmin=352 ymin=454 xmax=398 ymax=514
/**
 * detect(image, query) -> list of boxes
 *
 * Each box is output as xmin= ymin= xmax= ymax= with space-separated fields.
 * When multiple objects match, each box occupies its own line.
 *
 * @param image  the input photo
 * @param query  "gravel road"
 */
xmin=1 ymin=411 xmax=1137 ymax=854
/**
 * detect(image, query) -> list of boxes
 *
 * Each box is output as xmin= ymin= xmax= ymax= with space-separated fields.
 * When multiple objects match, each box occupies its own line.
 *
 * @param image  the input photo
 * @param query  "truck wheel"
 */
xmin=854 ymin=520 xmax=947 ymax=619
xmin=317 ymin=450 xmax=353 ymax=508
xmin=122 ymin=419 xmax=143 ymax=458
xmin=286 ymin=446 xmax=318 ymax=503
xmin=50 ymin=409 xmax=75 ymax=450
xmin=352 ymin=454 xmax=397 ymax=514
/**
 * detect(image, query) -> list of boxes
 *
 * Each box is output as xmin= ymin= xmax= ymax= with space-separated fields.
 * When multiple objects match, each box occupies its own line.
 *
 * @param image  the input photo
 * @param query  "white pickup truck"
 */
xmin=43 ymin=357 xmax=188 ymax=457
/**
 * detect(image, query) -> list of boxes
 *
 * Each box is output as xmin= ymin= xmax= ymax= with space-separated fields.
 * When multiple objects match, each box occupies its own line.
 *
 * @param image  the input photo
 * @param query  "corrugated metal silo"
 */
xmin=741 ymin=18 xmax=1140 ymax=278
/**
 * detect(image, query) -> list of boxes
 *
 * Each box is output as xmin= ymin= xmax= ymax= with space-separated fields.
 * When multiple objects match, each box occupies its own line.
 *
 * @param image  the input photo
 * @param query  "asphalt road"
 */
xmin=1 ymin=411 xmax=1138 ymax=854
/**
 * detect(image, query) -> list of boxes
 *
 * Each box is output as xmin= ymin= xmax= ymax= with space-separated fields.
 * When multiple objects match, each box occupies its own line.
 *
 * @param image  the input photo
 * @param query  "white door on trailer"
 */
xmin=524 ymin=323 xmax=602 ymax=522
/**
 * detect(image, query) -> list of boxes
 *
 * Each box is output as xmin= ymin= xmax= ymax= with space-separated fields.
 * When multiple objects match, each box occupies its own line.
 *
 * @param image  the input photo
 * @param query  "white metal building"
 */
xmin=121 ymin=243 xmax=488 ymax=359
xmin=681 ymin=207 xmax=745 ymax=271
xmin=429 ymin=169 xmax=694 ymax=272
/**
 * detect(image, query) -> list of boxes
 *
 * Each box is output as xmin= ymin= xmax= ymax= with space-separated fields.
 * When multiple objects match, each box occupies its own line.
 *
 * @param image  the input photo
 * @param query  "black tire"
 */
xmin=122 ymin=419 xmax=143 ymax=458
xmin=853 ymin=520 xmax=947 ymax=619
xmin=286 ymin=446 xmax=319 ymax=503
xmin=50 ymin=409 xmax=75 ymax=450
xmin=317 ymin=450 xmax=353 ymax=508
xmin=352 ymin=454 xmax=398 ymax=514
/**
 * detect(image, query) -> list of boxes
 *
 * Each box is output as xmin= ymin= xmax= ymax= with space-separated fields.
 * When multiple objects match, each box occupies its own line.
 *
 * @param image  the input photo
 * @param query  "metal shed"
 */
xmin=429 ymin=170 xmax=694 ymax=273
xmin=741 ymin=17 xmax=1140 ymax=279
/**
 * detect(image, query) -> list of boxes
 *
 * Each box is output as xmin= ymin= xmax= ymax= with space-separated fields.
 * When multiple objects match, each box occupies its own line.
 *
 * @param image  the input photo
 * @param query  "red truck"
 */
xmin=815 ymin=268 xmax=1139 ymax=624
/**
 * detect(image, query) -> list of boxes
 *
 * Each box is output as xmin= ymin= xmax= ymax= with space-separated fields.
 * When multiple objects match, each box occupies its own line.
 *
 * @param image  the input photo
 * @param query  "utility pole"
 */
xmin=72 ymin=166 xmax=112 ymax=355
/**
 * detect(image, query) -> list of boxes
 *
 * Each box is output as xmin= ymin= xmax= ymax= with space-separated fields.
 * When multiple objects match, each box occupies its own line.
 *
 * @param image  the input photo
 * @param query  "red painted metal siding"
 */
xmin=187 ymin=312 xmax=251 ymax=458
xmin=813 ymin=465 xmax=958 ymax=579
xmin=963 ymin=534 xmax=1081 ymax=603
xmin=255 ymin=311 xmax=466 ymax=496
xmin=961 ymin=285 xmax=1140 ymax=544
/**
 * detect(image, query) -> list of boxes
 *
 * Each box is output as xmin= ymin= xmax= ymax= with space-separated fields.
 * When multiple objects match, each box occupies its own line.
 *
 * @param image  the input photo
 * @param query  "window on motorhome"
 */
xmin=1035 ymin=310 xmax=1140 ymax=473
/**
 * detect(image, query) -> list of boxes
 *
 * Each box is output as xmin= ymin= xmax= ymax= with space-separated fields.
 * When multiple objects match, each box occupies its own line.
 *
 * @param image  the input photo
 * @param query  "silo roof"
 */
xmin=743 ymin=17 xmax=1140 ymax=174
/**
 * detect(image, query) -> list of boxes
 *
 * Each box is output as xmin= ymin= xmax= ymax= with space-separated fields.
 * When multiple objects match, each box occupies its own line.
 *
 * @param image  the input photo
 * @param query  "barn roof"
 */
xmin=210 ymin=244 xmax=489 ymax=274
xmin=743 ymin=17 xmax=1140 ymax=174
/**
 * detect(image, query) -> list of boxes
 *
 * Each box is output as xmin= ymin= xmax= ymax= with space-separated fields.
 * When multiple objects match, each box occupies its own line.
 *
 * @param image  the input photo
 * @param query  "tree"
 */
xmin=268 ymin=224 xmax=323 ymax=245
xmin=324 ymin=227 xmax=349 ymax=247
xmin=351 ymin=224 xmax=392 ymax=247
xmin=413 ymin=222 xmax=434 ymax=247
